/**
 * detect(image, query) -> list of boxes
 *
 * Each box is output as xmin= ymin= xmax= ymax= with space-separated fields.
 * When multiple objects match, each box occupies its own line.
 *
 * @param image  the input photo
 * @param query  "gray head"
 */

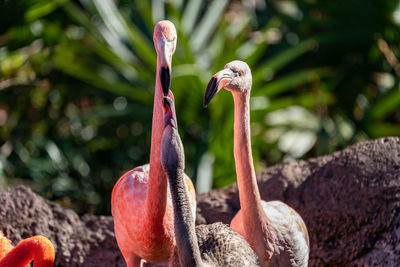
xmin=161 ymin=97 xmax=185 ymax=175
xmin=204 ymin=60 xmax=252 ymax=107
xmin=153 ymin=20 xmax=177 ymax=96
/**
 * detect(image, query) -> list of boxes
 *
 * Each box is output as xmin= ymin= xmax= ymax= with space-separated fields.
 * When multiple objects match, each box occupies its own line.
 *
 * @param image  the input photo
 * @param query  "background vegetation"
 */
xmin=1 ymin=0 xmax=399 ymax=215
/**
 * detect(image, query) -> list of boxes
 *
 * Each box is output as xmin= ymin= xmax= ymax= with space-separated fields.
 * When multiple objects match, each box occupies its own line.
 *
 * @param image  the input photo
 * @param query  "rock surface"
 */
xmin=0 ymin=186 xmax=125 ymax=266
xmin=198 ymin=137 xmax=400 ymax=266
xmin=0 ymin=137 xmax=399 ymax=266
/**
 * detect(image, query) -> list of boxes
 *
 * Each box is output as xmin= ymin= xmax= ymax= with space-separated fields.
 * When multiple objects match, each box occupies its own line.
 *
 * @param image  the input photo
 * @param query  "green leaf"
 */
xmin=25 ymin=0 xmax=67 ymax=22
xmin=91 ymin=0 xmax=156 ymax=68
xmin=368 ymin=88 xmax=400 ymax=120
xmin=151 ymin=0 xmax=165 ymax=23
xmin=366 ymin=122 xmax=400 ymax=137
xmin=190 ymin=0 xmax=229 ymax=52
xmin=181 ymin=0 xmax=203 ymax=34
xmin=253 ymin=39 xmax=318 ymax=85
xmin=53 ymin=47 xmax=152 ymax=103
xmin=251 ymin=91 xmax=334 ymax=120
xmin=254 ymin=67 xmax=332 ymax=96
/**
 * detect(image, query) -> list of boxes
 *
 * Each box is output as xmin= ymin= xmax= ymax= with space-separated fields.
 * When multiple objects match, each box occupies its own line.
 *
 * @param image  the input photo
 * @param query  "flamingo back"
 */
xmin=231 ymin=200 xmax=309 ymax=267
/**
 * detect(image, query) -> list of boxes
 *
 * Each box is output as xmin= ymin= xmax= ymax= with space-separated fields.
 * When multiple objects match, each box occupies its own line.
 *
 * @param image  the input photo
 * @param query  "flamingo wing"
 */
xmin=112 ymin=164 xmax=196 ymax=262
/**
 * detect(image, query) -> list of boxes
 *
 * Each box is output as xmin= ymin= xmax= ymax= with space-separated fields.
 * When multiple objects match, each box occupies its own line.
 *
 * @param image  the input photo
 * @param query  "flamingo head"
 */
xmin=153 ymin=20 xmax=177 ymax=96
xmin=203 ymin=60 xmax=252 ymax=107
xmin=161 ymin=96 xmax=184 ymax=175
xmin=162 ymin=96 xmax=177 ymax=129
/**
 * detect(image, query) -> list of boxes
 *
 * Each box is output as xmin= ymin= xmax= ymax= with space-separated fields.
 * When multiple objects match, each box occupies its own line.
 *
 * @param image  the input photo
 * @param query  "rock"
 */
xmin=0 ymin=137 xmax=399 ymax=266
xmin=198 ymin=136 xmax=400 ymax=266
xmin=0 ymin=186 xmax=125 ymax=267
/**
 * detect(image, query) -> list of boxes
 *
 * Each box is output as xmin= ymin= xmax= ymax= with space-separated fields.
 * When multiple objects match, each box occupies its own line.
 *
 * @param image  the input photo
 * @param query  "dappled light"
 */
xmin=0 ymin=0 xmax=399 ymax=215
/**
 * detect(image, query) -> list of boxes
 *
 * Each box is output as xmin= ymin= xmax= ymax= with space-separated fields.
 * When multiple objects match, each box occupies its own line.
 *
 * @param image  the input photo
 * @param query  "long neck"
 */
xmin=167 ymin=168 xmax=203 ymax=267
xmin=232 ymin=92 xmax=268 ymax=233
xmin=0 ymin=237 xmax=54 ymax=267
xmin=146 ymin=56 xmax=169 ymax=229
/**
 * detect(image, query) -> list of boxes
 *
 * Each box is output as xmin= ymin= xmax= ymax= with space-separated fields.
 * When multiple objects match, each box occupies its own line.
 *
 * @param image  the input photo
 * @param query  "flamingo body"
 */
xmin=112 ymin=164 xmax=196 ymax=262
xmin=0 ymin=231 xmax=55 ymax=267
xmin=231 ymin=200 xmax=309 ymax=266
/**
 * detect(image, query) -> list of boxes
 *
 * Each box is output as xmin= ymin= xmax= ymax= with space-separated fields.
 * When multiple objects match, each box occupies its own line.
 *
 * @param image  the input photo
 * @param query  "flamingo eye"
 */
xmin=236 ymin=70 xmax=243 ymax=76
xmin=231 ymin=69 xmax=240 ymax=77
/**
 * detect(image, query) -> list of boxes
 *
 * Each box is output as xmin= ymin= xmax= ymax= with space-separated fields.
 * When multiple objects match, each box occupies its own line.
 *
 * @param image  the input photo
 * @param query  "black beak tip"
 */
xmin=203 ymin=77 xmax=218 ymax=108
xmin=160 ymin=66 xmax=171 ymax=96
xmin=203 ymin=96 xmax=209 ymax=108
xmin=203 ymin=96 xmax=211 ymax=108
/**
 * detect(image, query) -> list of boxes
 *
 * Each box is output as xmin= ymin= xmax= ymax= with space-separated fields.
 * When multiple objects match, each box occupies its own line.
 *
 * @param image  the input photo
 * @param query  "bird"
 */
xmin=160 ymin=96 xmax=259 ymax=267
xmin=111 ymin=20 xmax=196 ymax=267
xmin=203 ymin=60 xmax=309 ymax=267
xmin=0 ymin=230 xmax=55 ymax=267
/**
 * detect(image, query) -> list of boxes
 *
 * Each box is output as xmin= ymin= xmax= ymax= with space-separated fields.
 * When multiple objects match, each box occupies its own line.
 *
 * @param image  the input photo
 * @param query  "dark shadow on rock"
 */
xmin=0 ymin=137 xmax=399 ymax=266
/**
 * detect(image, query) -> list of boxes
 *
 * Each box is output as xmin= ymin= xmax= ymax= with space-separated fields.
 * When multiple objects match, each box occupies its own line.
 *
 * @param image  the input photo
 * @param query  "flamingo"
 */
xmin=0 ymin=231 xmax=55 ymax=267
xmin=160 ymin=96 xmax=258 ymax=267
xmin=111 ymin=20 xmax=196 ymax=266
xmin=204 ymin=60 xmax=309 ymax=266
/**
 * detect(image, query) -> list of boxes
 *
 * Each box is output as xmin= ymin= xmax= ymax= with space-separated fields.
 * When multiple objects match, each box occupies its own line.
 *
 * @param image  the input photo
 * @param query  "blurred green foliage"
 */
xmin=0 ymin=0 xmax=399 ymax=214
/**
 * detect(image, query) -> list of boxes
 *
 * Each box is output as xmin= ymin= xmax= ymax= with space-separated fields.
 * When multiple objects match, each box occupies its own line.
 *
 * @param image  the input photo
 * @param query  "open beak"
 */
xmin=160 ymin=43 xmax=173 ymax=96
xmin=203 ymin=68 xmax=234 ymax=108
xmin=163 ymin=96 xmax=177 ymax=129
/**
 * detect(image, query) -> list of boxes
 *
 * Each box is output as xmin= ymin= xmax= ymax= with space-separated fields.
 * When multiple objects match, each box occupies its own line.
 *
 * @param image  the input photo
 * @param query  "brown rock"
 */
xmin=0 ymin=186 xmax=125 ymax=266
xmin=198 ymin=136 xmax=400 ymax=266
xmin=0 ymin=137 xmax=399 ymax=266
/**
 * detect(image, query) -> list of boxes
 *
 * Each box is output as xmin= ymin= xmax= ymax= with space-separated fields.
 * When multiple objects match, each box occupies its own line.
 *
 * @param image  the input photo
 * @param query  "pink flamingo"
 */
xmin=111 ymin=20 xmax=196 ymax=266
xmin=0 ymin=231 xmax=55 ymax=267
xmin=204 ymin=60 xmax=309 ymax=266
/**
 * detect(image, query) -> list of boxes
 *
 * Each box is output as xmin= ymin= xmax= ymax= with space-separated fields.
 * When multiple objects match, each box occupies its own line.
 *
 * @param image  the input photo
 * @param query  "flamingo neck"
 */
xmin=167 ymin=168 xmax=203 ymax=267
xmin=0 ymin=236 xmax=54 ymax=267
xmin=232 ymin=92 xmax=269 ymax=233
xmin=146 ymin=56 xmax=169 ymax=229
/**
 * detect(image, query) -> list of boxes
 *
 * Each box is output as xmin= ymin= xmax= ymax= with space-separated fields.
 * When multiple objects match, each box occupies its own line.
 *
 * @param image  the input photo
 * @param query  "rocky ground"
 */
xmin=0 ymin=137 xmax=399 ymax=266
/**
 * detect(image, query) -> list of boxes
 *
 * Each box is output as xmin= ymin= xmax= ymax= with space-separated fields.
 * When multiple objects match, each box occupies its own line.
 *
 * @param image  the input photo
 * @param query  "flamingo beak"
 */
xmin=160 ymin=42 xmax=174 ymax=96
xmin=163 ymin=96 xmax=177 ymax=129
xmin=203 ymin=68 xmax=234 ymax=108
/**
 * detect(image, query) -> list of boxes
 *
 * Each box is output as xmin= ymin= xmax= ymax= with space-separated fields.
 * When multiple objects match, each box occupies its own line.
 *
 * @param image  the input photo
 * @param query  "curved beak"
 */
xmin=203 ymin=68 xmax=234 ymax=108
xmin=163 ymin=96 xmax=177 ymax=129
xmin=160 ymin=42 xmax=174 ymax=96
